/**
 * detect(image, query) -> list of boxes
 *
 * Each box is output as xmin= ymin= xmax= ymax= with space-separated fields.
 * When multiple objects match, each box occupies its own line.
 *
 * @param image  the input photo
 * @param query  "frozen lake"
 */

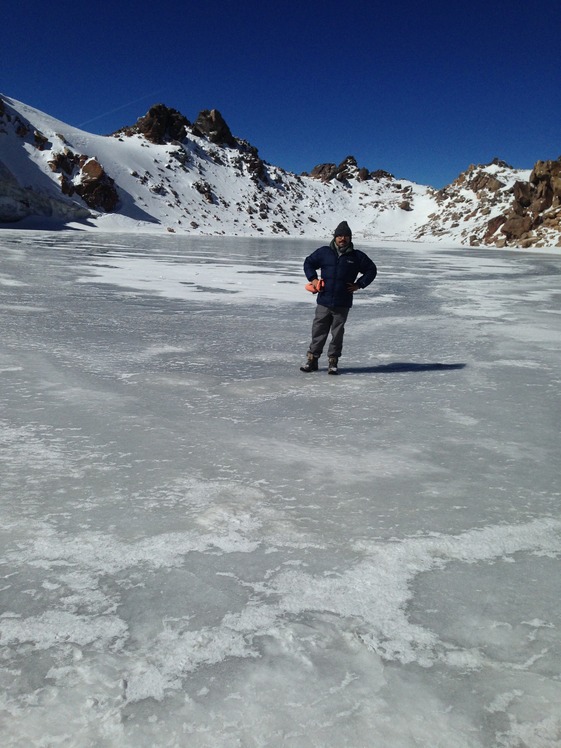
xmin=1 ymin=231 xmax=560 ymax=747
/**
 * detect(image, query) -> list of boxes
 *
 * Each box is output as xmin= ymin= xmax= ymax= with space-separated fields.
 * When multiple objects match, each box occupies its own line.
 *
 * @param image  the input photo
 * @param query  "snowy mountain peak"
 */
xmin=449 ymin=158 xmax=514 ymax=193
xmin=113 ymin=103 xmax=192 ymax=144
xmin=1 ymin=94 xmax=559 ymax=248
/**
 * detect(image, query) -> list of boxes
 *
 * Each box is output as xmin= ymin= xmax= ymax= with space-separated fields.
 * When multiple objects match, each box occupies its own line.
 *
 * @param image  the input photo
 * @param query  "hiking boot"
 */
xmin=300 ymin=353 xmax=319 ymax=372
xmin=327 ymin=356 xmax=339 ymax=375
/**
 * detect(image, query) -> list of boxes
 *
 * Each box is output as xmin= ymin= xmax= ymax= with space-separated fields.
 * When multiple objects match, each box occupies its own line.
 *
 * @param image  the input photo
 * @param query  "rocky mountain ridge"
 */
xmin=1 ymin=95 xmax=559 ymax=248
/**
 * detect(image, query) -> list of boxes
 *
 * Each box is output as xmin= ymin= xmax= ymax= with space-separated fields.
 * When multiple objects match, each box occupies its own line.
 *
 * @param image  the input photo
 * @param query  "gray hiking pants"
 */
xmin=308 ymin=304 xmax=350 ymax=359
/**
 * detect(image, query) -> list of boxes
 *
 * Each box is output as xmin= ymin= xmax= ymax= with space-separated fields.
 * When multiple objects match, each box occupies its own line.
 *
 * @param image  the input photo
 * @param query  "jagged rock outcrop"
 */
xmin=445 ymin=158 xmax=509 ymax=196
xmin=371 ymin=169 xmax=395 ymax=181
xmin=115 ymin=104 xmax=191 ymax=144
xmin=242 ymin=148 xmax=267 ymax=183
xmin=193 ymin=179 xmax=215 ymax=204
xmin=191 ymin=109 xmax=236 ymax=147
xmin=306 ymin=156 xmax=394 ymax=184
xmin=332 ymin=156 xmax=360 ymax=182
xmin=307 ymin=156 xmax=365 ymax=183
xmin=78 ymin=158 xmax=119 ymax=211
xmin=116 ymin=104 xmax=269 ymax=187
xmin=307 ymin=162 xmax=337 ymax=181
xmin=48 ymin=150 xmax=119 ymax=212
xmin=531 ymin=159 xmax=561 ymax=198
xmin=484 ymin=156 xmax=561 ymax=247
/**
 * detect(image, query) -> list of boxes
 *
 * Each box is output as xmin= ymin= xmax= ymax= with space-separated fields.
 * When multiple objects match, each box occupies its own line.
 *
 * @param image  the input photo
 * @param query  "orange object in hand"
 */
xmin=305 ymin=279 xmax=325 ymax=293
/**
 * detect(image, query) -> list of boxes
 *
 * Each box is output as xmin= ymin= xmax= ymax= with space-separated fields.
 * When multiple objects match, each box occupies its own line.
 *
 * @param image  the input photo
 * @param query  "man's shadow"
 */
xmin=342 ymin=362 xmax=466 ymax=374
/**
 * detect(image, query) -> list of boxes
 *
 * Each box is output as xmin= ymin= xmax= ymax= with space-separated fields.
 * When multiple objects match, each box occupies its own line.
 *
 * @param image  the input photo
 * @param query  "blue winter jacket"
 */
xmin=304 ymin=242 xmax=377 ymax=308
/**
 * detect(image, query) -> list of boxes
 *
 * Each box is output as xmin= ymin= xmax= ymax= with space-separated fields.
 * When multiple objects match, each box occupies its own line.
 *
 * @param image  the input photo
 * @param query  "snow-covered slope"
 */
xmin=1 ymin=94 xmax=559 ymax=248
xmin=416 ymin=160 xmax=531 ymax=244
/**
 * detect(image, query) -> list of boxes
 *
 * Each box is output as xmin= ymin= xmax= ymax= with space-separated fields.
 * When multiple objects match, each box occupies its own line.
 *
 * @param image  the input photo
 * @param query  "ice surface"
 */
xmin=1 ymin=231 xmax=560 ymax=747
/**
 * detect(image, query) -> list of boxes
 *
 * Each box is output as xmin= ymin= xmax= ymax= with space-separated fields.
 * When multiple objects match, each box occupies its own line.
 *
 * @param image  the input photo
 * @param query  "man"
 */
xmin=300 ymin=221 xmax=377 ymax=375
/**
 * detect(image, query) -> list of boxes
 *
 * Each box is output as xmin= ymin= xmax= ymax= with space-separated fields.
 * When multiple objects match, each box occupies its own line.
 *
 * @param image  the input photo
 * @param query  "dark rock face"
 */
xmin=308 ymin=156 xmax=362 ymax=183
xmin=33 ymin=131 xmax=49 ymax=150
xmin=193 ymin=180 xmax=215 ymax=203
xmin=512 ymin=181 xmax=533 ymax=208
xmin=307 ymin=163 xmax=338 ymax=182
xmin=357 ymin=167 xmax=370 ymax=181
xmin=192 ymin=109 xmax=236 ymax=147
xmin=77 ymin=158 xmax=119 ymax=211
xmin=334 ymin=156 xmax=359 ymax=182
xmin=116 ymin=104 xmax=191 ymax=144
xmin=371 ymin=169 xmax=395 ymax=181
xmin=49 ymin=150 xmax=119 ymax=212
xmin=243 ymin=150 xmax=267 ymax=183
xmin=307 ymin=157 xmax=394 ymax=183
xmin=500 ymin=214 xmax=534 ymax=241
xmin=484 ymin=156 xmax=561 ymax=246
xmin=483 ymin=214 xmax=506 ymax=243
xmin=530 ymin=159 xmax=561 ymax=211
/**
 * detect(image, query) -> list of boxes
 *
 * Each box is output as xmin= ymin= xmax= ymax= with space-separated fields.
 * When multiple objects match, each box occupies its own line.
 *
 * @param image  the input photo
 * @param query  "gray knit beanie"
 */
xmin=334 ymin=221 xmax=352 ymax=237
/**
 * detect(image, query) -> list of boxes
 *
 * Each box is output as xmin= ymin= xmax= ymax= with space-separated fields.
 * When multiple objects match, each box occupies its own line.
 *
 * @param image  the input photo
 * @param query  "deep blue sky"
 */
xmin=3 ymin=0 xmax=560 ymax=187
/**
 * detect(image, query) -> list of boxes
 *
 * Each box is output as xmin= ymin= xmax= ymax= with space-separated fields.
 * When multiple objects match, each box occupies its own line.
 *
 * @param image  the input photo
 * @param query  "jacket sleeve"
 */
xmin=356 ymin=253 xmax=377 ymax=288
xmin=303 ymin=248 xmax=322 ymax=281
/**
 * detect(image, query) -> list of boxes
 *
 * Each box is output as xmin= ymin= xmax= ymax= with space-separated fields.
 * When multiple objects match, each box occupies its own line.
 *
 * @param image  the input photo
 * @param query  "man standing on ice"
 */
xmin=300 ymin=221 xmax=377 ymax=375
